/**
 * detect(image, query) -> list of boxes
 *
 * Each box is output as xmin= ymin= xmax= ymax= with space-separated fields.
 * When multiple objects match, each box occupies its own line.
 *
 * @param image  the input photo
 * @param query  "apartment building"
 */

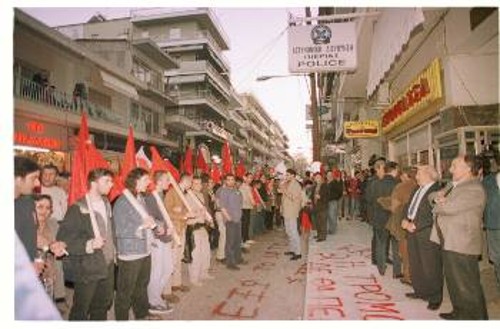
xmin=14 ymin=9 xmax=180 ymax=171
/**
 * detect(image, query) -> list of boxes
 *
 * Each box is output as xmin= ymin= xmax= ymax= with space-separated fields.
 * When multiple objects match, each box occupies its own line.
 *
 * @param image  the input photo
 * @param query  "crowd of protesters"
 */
xmin=14 ymin=148 xmax=500 ymax=320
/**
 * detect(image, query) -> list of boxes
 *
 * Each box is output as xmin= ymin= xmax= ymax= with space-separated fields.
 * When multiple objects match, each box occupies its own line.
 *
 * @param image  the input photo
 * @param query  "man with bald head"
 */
xmin=429 ymin=155 xmax=488 ymax=320
xmin=402 ymin=165 xmax=442 ymax=311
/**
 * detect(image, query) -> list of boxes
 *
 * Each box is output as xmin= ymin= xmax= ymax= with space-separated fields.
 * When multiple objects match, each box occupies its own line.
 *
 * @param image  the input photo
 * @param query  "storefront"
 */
xmin=14 ymin=115 xmax=71 ymax=171
xmin=385 ymin=58 xmax=444 ymax=168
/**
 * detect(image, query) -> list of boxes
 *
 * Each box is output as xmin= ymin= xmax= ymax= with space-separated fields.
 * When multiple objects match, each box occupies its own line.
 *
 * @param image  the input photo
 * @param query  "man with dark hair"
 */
xmin=144 ymin=170 xmax=175 ymax=314
xmin=216 ymin=174 xmax=245 ymax=270
xmin=239 ymin=172 xmax=254 ymax=249
xmin=15 ymin=156 xmax=41 ymax=264
xmin=430 ymin=155 xmax=488 ymax=320
xmin=56 ymin=167 xmax=115 ymax=320
xmin=113 ymin=168 xmax=159 ymax=320
xmin=368 ymin=159 xmax=398 ymax=276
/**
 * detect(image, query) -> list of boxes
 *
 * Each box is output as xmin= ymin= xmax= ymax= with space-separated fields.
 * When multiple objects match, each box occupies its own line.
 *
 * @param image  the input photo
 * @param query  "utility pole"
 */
xmin=306 ymin=7 xmax=321 ymax=161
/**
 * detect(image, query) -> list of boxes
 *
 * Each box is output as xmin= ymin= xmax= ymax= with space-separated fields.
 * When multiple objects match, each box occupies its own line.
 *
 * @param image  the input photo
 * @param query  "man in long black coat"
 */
xmin=402 ymin=165 xmax=443 ymax=311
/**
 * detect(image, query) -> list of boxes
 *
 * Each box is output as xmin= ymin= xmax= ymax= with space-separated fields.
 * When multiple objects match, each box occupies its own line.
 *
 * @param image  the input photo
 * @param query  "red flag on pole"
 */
xmin=86 ymin=143 xmax=110 ymax=171
xmin=150 ymin=146 xmax=180 ymax=182
xmin=68 ymin=114 xmax=89 ymax=206
xmin=109 ymin=126 xmax=136 ymax=201
xmin=235 ymin=159 xmax=246 ymax=178
xmin=183 ymin=145 xmax=193 ymax=175
xmin=222 ymin=141 xmax=233 ymax=175
xmin=210 ymin=162 xmax=221 ymax=185
xmin=196 ymin=148 xmax=209 ymax=174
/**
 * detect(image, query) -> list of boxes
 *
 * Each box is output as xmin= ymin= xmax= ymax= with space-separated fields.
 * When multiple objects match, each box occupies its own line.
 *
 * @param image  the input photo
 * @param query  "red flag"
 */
xmin=221 ymin=141 xmax=233 ymax=175
xmin=68 ymin=114 xmax=90 ymax=206
xmin=210 ymin=162 xmax=221 ymax=185
xmin=196 ymin=148 xmax=209 ymax=174
xmin=235 ymin=159 xmax=246 ymax=178
xmin=86 ymin=143 xmax=110 ymax=171
xmin=109 ymin=126 xmax=136 ymax=201
xmin=150 ymin=146 xmax=180 ymax=182
xmin=183 ymin=145 xmax=193 ymax=175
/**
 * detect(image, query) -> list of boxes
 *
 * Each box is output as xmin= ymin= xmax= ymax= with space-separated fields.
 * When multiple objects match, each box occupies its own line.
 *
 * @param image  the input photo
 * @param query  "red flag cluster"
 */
xmin=68 ymin=114 xmax=110 ymax=205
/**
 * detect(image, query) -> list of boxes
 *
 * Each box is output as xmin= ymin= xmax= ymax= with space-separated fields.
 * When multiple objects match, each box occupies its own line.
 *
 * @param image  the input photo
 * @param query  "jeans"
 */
xmin=284 ymin=216 xmax=301 ymax=255
xmin=115 ymin=256 xmax=151 ymax=320
xmin=327 ymin=200 xmax=339 ymax=234
xmin=241 ymin=209 xmax=251 ymax=242
xmin=225 ymin=221 xmax=242 ymax=267
xmin=350 ymin=197 xmax=360 ymax=218
xmin=487 ymin=229 xmax=500 ymax=289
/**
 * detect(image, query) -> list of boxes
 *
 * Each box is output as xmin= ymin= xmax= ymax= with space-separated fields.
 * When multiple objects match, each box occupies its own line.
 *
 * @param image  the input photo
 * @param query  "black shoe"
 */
xmin=290 ymin=254 xmax=302 ymax=261
xmin=378 ymin=266 xmax=386 ymax=276
xmin=405 ymin=292 xmax=421 ymax=299
xmin=284 ymin=251 xmax=295 ymax=256
xmin=226 ymin=264 xmax=240 ymax=271
xmin=439 ymin=312 xmax=456 ymax=320
xmin=316 ymin=238 xmax=326 ymax=242
xmin=386 ymin=259 xmax=393 ymax=265
xmin=393 ymin=273 xmax=403 ymax=279
xmin=427 ymin=302 xmax=441 ymax=311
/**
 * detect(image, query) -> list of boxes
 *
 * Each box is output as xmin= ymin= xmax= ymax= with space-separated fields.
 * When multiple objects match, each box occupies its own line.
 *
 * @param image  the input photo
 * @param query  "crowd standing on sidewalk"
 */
xmin=13 ymin=148 xmax=500 ymax=320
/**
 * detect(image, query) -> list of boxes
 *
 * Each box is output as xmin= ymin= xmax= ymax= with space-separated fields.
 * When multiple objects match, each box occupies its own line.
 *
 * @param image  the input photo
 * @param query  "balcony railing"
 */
xmin=176 ymin=89 xmax=230 ymax=117
xmin=152 ymin=30 xmax=230 ymax=70
xmin=14 ymin=74 xmax=124 ymax=126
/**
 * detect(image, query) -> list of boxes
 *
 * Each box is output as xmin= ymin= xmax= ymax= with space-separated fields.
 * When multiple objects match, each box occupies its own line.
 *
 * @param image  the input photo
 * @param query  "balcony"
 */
xmin=176 ymin=90 xmax=230 ymax=118
xmin=14 ymin=73 xmax=124 ymax=126
xmin=249 ymin=121 xmax=269 ymax=142
xmin=166 ymin=60 xmax=231 ymax=98
xmin=151 ymin=30 xmax=230 ymax=71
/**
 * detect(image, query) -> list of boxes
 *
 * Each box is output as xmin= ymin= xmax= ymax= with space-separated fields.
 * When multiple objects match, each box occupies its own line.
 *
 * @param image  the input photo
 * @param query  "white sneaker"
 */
xmin=246 ymin=240 xmax=256 ymax=245
xmin=149 ymin=304 xmax=174 ymax=315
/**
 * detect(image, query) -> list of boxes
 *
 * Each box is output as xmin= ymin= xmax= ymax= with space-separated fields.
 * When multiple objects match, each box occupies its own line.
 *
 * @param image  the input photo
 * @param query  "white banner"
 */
xmin=288 ymin=22 xmax=357 ymax=73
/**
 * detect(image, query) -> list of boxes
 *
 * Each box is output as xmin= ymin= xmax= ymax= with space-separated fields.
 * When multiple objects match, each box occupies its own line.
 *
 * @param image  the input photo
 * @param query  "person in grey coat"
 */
xmin=430 ymin=155 xmax=488 ymax=320
xmin=113 ymin=168 xmax=158 ymax=320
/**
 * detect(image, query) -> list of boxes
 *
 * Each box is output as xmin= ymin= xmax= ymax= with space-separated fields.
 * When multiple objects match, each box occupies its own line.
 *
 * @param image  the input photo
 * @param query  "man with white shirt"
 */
xmin=402 ymin=165 xmax=442 ymax=311
xmin=41 ymin=164 xmax=68 ymax=222
xmin=40 ymin=164 xmax=68 ymax=304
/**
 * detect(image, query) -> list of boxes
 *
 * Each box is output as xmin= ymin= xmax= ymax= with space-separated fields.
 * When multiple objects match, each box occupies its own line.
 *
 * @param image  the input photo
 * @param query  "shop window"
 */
xmin=419 ymin=150 xmax=429 ymax=165
xmin=440 ymin=145 xmax=459 ymax=180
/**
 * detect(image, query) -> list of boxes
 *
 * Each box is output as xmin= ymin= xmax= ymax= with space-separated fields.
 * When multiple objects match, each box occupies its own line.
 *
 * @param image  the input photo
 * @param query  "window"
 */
xmin=169 ymin=28 xmax=181 ymax=40
xmin=130 ymin=102 xmax=161 ymax=135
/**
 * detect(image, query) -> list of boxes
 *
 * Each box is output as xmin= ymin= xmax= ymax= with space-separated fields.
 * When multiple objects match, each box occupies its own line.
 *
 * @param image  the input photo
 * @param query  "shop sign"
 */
xmin=344 ymin=120 xmax=380 ymax=138
xmin=14 ymin=119 xmax=65 ymax=150
xmin=288 ymin=22 xmax=357 ymax=73
xmin=201 ymin=120 xmax=229 ymax=140
xmin=382 ymin=58 xmax=443 ymax=133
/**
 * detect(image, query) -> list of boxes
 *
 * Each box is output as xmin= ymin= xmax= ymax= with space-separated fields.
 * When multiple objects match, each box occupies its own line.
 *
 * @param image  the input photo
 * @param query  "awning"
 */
xmin=366 ymin=8 xmax=425 ymax=98
xmin=100 ymin=71 xmax=139 ymax=99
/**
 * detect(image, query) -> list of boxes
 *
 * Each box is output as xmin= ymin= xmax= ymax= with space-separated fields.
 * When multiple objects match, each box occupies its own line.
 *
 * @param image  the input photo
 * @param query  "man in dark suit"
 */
xmin=313 ymin=173 xmax=330 ymax=242
xmin=402 ymin=165 xmax=442 ymax=311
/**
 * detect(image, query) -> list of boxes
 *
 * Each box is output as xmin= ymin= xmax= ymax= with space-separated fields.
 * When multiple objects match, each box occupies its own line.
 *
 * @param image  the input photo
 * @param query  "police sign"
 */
xmin=288 ymin=22 xmax=357 ymax=73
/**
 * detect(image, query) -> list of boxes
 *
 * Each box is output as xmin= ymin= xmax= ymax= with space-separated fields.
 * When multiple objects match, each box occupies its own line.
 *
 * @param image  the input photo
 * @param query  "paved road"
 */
xmin=61 ymin=219 xmax=500 ymax=320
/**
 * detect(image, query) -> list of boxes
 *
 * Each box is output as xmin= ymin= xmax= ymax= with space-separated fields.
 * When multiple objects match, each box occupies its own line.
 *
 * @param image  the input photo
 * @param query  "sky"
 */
xmin=19 ymin=6 xmax=315 ymax=160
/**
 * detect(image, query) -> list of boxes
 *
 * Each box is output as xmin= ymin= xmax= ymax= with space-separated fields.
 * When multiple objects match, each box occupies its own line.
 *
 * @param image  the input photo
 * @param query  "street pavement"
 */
xmin=60 ymin=219 xmax=500 ymax=321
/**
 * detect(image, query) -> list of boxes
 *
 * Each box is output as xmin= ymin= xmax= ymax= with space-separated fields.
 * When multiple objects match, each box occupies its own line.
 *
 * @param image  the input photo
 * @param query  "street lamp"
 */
xmin=255 ymin=74 xmax=304 ymax=82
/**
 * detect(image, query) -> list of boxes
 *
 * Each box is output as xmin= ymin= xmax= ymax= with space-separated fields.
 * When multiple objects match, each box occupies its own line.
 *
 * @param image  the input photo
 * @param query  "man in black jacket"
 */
xmin=57 ymin=168 xmax=115 ymax=320
xmin=368 ymin=160 xmax=398 ymax=276
xmin=402 ymin=165 xmax=443 ymax=311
